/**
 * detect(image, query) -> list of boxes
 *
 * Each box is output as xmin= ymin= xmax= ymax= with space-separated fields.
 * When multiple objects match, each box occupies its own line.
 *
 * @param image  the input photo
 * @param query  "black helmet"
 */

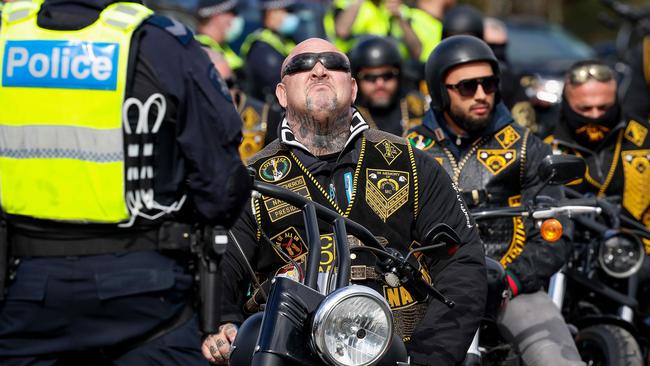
xmin=348 ymin=36 xmax=402 ymax=77
xmin=425 ymin=35 xmax=500 ymax=111
xmin=442 ymin=5 xmax=484 ymax=39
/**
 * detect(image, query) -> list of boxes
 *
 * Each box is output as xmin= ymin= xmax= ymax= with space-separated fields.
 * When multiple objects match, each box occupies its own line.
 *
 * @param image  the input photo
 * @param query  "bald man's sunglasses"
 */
xmin=445 ymin=76 xmax=499 ymax=97
xmin=281 ymin=52 xmax=351 ymax=78
xmin=568 ymin=64 xmax=613 ymax=85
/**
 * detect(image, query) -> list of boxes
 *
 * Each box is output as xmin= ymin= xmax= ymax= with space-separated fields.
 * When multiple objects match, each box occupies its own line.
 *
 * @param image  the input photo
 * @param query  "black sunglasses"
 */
xmin=281 ymin=52 xmax=351 ymax=78
xmin=445 ymin=76 xmax=499 ymax=97
xmin=358 ymin=69 xmax=399 ymax=83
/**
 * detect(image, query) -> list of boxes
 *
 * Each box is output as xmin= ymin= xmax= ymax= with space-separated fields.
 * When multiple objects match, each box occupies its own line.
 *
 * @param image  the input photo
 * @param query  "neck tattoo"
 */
xmin=287 ymin=109 xmax=351 ymax=156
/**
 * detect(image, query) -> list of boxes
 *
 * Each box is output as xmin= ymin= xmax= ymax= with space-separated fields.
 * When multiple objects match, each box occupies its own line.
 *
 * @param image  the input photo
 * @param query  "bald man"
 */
xmin=205 ymin=38 xmax=486 ymax=365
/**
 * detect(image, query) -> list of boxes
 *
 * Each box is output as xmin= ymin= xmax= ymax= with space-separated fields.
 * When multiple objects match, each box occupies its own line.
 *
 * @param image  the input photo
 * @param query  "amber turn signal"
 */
xmin=540 ymin=218 xmax=563 ymax=242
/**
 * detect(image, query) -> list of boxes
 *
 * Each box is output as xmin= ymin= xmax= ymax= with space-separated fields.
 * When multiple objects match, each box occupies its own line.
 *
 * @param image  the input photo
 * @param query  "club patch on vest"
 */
xmin=366 ymin=169 xmax=409 ymax=222
xmin=477 ymin=149 xmax=516 ymax=175
xmin=383 ymin=285 xmax=417 ymax=309
xmin=407 ymin=132 xmax=434 ymax=151
xmin=622 ymin=150 xmax=650 ymax=219
xmin=259 ymin=156 xmax=292 ymax=182
xmin=495 ymin=125 xmax=521 ymax=149
xmin=374 ymin=139 xmax=403 ymax=165
xmin=624 ymin=120 xmax=648 ymax=147
xmin=263 ymin=176 xmax=311 ymax=221
xmin=270 ymin=227 xmax=307 ymax=261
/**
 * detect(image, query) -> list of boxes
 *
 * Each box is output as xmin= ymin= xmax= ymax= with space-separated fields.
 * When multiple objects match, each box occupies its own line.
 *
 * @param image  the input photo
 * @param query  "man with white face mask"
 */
xmin=240 ymin=0 xmax=299 ymax=102
xmin=195 ymin=0 xmax=245 ymax=75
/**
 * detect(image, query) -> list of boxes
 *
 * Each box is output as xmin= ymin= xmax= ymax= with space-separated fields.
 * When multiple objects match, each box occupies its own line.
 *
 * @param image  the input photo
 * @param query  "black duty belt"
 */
xmin=10 ymin=221 xmax=193 ymax=257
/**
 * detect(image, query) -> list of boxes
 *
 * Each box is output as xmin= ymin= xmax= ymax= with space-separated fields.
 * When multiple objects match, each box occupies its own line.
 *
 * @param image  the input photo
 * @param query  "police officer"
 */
xmin=0 ymin=0 xmax=250 ymax=364
xmin=349 ymin=36 xmax=428 ymax=136
xmin=206 ymin=38 xmax=486 ymax=366
xmin=195 ymin=0 xmax=245 ymax=76
xmin=409 ymin=0 xmax=453 ymax=62
xmin=240 ymin=0 xmax=297 ymax=102
xmin=324 ymin=0 xmax=422 ymax=60
xmin=407 ymin=35 xmax=584 ymax=365
xmin=546 ymin=60 xmax=650 ymax=252
xmin=204 ymin=47 xmax=282 ymax=162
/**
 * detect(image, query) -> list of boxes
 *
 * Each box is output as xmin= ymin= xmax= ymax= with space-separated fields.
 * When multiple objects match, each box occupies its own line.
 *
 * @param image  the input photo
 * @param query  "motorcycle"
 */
xmin=551 ymin=185 xmax=650 ymax=366
xmin=463 ymin=155 xmax=606 ymax=365
xmin=227 ymin=179 xmax=461 ymax=366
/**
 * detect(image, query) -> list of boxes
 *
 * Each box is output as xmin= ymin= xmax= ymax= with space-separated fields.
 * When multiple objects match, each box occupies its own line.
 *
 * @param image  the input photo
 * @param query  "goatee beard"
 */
xmin=448 ymin=107 xmax=493 ymax=136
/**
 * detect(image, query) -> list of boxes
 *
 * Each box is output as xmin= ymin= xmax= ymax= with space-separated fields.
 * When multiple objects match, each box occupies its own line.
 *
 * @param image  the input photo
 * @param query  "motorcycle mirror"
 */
xmin=538 ymin=155 xmax=586 ymax=185
xmin=410 ymin=223 xmax=461 ymax=259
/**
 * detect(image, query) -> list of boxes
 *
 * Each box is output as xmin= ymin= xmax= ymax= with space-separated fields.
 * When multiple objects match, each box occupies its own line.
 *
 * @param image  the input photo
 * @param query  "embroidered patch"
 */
xmin=271 ymin=227 xmax=307 ymax=261
xmin=374 ymin=139 xmax=403 ymax=165
xmin=622 ymin=150 xmax=650 ymax=219
xmin=366 ymin=169 xmax=409 ymax=222
xmin=576 ymin=123 xmax=610 ymax=143
xmin=383 ymin=285 xmax=417 ymax=309
xmin=259 ymin=156 xmax=292 ymax=182
xmin=263 ymin=176 xmax=311 ymax=221
xmin=435 ymin=157 xmax=444 ymax=166
xmin=495 ymin=125 xmax=521 ymax=149
xmin=407 ymin=132 xmax=434 ymax=151
xmin=242 ymin=105 xmax=261 ymax=129
xmin=625 ymin=120 xmax=648 ymax=147
xmin=477 ymin=149 xmax=516 ymax=175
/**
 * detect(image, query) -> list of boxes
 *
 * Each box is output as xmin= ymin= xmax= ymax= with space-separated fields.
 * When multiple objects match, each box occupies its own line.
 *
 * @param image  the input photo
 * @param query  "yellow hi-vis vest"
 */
xmin=0 ymin=1 xmax=152 ymax=223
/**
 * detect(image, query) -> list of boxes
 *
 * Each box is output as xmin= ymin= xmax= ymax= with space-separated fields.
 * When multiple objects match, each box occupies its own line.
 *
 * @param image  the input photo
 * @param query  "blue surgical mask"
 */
xmin=226 ymin=16 xmax=244 ymax=42
xmin=278 ymin=13 xmax=299 ymax=36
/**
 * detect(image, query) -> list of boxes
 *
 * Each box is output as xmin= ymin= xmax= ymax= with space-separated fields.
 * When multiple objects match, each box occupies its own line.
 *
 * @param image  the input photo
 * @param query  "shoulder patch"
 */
xmin=495 ymin=125 xmax=521 ymax=149
xmin=625 ymin=120 xmax=648 ymax=147
xmin=145 ymin=15 xmax=194 ymax=45
xmin=406 ymin=131 xmax=435 ymax=151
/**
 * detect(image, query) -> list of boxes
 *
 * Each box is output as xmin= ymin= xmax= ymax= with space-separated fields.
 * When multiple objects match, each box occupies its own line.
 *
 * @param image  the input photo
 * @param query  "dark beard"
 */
xmin=448 ymin=105 xmax=494 ymax=136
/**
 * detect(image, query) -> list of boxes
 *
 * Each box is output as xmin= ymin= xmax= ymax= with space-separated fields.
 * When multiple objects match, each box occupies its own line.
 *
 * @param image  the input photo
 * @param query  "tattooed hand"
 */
xmin=201 ymin=323 xmax=238 ymax=364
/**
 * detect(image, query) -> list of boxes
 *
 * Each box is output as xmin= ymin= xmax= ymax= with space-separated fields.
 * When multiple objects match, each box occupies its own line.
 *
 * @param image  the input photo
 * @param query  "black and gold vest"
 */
xmin=248 ymin=129 xmax=428 ymax=340
xmin=408 ymin=123 xmax=530 ymax=267
xmin=546 ymin=118 xmax=650 ymax=253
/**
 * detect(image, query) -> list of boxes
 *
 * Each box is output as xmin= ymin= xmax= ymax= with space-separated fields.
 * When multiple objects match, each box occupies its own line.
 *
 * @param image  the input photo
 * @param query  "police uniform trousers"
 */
xmin=0 ymin=251 xmax=208 ymax=366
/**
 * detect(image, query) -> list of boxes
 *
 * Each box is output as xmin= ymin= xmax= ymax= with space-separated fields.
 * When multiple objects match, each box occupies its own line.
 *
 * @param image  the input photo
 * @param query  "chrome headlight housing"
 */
xmin=311 ymin=285 xmax=392 ymax=366
xmin=598 ymin=232 xmax=645 ymax=278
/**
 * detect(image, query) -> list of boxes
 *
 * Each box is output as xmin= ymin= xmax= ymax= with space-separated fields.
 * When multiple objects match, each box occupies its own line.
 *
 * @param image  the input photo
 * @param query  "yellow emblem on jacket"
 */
xmin=477 ymin=149 xmax=517 ymax=175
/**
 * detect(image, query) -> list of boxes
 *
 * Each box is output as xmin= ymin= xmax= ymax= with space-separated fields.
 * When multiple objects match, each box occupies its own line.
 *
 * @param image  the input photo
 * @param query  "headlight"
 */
xmin=311 ymin=285 xmax=392 ymax=366
xmin=598 ymin=232 xmax=645 ymax=278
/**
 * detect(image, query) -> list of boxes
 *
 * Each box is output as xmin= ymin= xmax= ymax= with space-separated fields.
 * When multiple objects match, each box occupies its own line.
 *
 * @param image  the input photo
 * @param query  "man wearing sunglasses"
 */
xmin=206 ymin=38 xmax=487 ymax=365
xmin=546 ymin=61 xmax=650 ymax=305
xmin=349 ymin=36 xmax=428 ymax=136
xmin=408 ymin=35 xmax=584 ymax=365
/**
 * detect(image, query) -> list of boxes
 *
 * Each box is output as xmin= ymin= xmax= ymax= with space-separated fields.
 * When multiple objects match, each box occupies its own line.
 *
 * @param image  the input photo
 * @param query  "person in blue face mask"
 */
xmin=195 ymin=0 xmax=246 ymax=76
xmin=240 ymin=0 xmax=299 ymax=102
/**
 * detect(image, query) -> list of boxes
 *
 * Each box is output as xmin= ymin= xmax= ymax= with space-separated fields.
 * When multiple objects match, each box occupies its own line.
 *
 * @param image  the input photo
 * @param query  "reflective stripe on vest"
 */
xmin=327 ymin=0 xmax=411 ymax=57
xmin=0 ymin=1 xmax=152 ymax=222
xmin=195 ymin=33 xmax=243 ymax=70
xmin=240 ymin=29 xmax=294 ymax=58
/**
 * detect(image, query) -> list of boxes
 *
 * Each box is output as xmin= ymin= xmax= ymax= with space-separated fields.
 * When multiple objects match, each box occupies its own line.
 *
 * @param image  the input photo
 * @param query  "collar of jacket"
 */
xmin=278 ymin=108 xmax=370 ymax=155
xmin=422 ymin=102 xmax=513 ymax=142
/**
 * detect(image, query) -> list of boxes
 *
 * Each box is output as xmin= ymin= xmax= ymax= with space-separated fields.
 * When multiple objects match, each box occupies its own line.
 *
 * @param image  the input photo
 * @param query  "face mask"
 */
xmin=226 ymin=16 xmax=244 ymax=42
xmin=561 ymin=97 xmax=620 ymax=146
xmin=278 ymin=13 xmax=300 ymax=36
